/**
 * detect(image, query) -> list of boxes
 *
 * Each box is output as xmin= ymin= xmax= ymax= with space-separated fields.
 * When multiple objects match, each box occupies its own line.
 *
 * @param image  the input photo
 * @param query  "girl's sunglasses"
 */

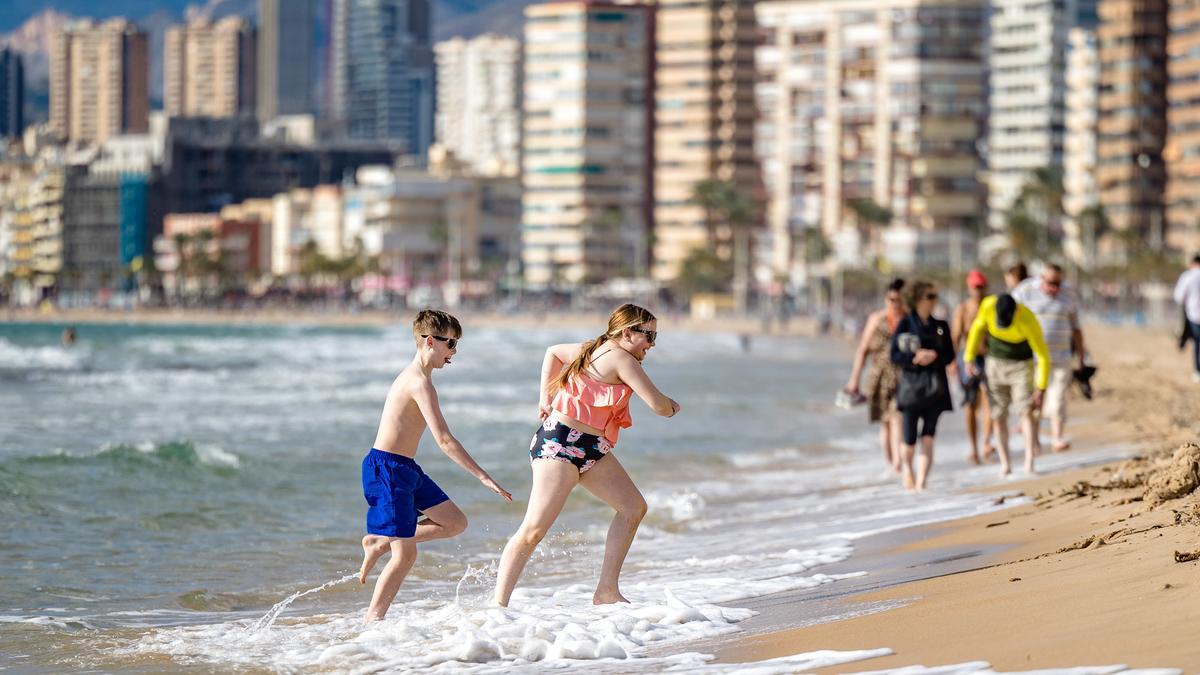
xmin=422 ymin=335 xmax=459 ymax=349
xmin=630 ymin=327 xmax=657 ymax=343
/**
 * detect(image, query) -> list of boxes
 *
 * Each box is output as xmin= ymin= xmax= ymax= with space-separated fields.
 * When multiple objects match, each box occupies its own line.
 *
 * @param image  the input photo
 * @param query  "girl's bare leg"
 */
xmin=579 ymin=453 xmax=647 ymax=605
xmin=493 ymin=460 xmax=578 ymax=607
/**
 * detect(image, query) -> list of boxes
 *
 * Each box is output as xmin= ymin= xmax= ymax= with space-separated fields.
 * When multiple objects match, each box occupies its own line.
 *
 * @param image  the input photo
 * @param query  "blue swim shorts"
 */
xmin=361 ymin=448 xmax=450 ymax=538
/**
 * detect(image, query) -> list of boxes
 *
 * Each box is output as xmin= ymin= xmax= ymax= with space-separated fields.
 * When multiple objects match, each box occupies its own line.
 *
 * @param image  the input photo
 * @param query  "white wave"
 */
xmin=0 ymin=337 xmax=84 ymax=371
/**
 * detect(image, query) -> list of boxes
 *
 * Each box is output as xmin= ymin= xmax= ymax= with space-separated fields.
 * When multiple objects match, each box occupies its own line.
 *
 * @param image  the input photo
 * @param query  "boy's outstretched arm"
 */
xmin=413 ymin=380 xmax=512 ymax=502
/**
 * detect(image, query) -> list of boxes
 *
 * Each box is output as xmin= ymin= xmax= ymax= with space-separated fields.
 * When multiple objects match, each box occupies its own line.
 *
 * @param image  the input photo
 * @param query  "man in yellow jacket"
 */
xmin=964 ymin=293 xmax=1050 ymax=476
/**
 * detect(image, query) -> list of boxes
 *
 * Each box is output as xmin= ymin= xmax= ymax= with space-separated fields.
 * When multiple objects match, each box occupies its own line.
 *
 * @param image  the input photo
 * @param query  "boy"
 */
xmin=358 ymin=309 xmax=511 ymax=621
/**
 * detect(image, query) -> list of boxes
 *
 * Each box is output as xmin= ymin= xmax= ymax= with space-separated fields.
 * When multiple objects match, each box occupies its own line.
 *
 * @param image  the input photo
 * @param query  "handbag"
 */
xmin=897 ymin=368 xmax=942 ymax=410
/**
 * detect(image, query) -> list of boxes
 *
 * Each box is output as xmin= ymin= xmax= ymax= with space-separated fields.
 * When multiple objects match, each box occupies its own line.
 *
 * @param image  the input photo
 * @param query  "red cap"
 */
xmin=966 ymin=269 xmax=987 ymax=289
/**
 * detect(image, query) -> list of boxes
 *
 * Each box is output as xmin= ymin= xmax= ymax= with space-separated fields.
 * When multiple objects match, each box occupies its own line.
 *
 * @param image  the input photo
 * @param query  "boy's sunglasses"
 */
xmin=421 ymin=334 xmax=458 ymax=349
xmin=630 ymin=327 xmax=657 ymax=343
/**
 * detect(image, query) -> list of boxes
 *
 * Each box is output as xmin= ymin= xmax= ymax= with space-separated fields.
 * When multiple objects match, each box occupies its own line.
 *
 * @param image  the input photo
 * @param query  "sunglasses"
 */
xmin=421 ymin=334 xmax=458 ymax=349
xmin=924 ymin=293 xmax=939 ymax=301
xmin=630 ymin=327 xmax=657 ymax=343
xmin=1044 ymin=279 xmax=1062 ymax=288
xmin=886 ymin=295 xmax=902 ymax=303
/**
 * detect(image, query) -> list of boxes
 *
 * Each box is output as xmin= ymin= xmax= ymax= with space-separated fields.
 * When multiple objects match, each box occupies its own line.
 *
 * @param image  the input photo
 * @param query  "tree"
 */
xmin=690 ymin=179 xmax=754 ymax=312
xmin=1004 ymin=167 xmax=1064 ymax=258
xmin=848 ymin=198 xmax=892 ymax=227
xmin=674 ymin=246 xmax=733 ymax=298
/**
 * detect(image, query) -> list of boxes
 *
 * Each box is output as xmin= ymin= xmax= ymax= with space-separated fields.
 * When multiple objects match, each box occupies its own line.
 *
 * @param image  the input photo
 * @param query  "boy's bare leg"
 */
xmin=360 ymin=535 xmax=395 ymax=584
xmin=580 ymin=453 xmax=648 ymax=605
xmin=365 ymin=538 xmax=418 ymax=622
xmin=412 ymin=500 xmax=468 ymax=543
xmin=494 ymin=460 xmax=578 ymax=607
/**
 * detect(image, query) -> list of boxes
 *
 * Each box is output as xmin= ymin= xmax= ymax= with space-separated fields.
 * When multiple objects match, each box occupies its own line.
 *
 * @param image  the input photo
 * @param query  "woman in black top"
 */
xmin=889 ymin=279 xmax=955 ymax=491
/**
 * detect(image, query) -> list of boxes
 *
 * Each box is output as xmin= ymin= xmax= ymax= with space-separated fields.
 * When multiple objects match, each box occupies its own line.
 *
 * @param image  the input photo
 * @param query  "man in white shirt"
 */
xmin=1174 ymin=255 xmax=1200 ymax=382
xmin=1013 ymin=263 xmax=1084 ymax=452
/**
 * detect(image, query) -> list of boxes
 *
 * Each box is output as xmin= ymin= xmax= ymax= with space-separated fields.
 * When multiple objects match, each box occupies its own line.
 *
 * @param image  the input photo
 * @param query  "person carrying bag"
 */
xmin=889 ymin=279 xmax=955 ymax=490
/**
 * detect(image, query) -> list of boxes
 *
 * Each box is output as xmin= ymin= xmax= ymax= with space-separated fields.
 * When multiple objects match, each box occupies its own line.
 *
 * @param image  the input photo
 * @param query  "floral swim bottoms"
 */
xmin=529 ymin=418 xmax=613 ymax=473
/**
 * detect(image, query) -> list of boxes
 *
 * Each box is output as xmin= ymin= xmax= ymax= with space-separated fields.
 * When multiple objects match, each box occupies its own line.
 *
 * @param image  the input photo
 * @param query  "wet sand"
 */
xmin=702 ymin=323 xmax=1200 ymax=671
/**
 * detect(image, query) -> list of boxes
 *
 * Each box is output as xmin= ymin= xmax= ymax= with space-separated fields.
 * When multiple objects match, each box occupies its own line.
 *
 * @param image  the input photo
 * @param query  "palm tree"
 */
xmin=691 ymin=179 xmax=754 ymax=312
xmin=1007 ymin=167 xmax=1064 ymax=257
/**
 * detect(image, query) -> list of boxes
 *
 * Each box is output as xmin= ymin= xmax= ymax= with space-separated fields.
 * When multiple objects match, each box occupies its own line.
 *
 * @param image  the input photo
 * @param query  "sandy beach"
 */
xmin=705 ymin=322 xmax=1200 ymax=671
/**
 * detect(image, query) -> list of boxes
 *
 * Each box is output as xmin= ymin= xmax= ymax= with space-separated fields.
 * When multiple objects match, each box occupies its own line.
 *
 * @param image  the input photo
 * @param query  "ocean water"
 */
xmin=0 ymin=320 xmax=1134 ymax=673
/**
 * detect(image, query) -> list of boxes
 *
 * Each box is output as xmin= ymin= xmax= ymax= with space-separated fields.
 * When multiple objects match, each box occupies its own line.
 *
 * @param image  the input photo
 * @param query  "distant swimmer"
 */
xmin=844 ymin=279 xmax=906 ymax=472
xmin=890 ymin=280 xmax=955 ymax=491
xmin=963 ymin=293 xmax=1050 ymax=476
xmin=61 ymin=327 xmax=77 ymax=347
xmin=494 ymin=304 xmax=680 ymax=607
xmin=951 ymin=270 xmax=993 ymax=464
xmin=357 ymin=309 xmax=511 ymax=622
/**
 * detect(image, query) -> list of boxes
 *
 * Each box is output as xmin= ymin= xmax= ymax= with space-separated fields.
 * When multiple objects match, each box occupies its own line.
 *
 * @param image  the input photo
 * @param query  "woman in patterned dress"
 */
xmin=845 ymin=279 xmax=906 ymax=470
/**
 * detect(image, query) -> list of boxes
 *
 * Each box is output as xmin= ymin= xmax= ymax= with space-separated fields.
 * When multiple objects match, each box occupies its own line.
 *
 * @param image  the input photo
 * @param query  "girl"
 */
xmin=494 ymin=304 xmax=680 ymax=607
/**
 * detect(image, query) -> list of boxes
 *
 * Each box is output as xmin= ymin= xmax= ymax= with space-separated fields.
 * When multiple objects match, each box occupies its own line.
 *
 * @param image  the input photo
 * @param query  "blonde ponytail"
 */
xmin=552 ymin=303 xmax=657 ymax=394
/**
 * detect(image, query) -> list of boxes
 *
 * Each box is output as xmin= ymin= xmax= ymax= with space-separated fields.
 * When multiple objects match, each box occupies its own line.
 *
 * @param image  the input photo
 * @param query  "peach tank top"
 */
xmin=551 ymin=371 xmax=634 ymax=444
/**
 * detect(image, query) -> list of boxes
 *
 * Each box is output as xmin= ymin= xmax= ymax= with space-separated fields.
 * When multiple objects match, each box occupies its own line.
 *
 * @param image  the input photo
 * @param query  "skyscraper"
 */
xmin=257 ymin=0 xmax=314 ymax=121
xmin=434 ymin=34 xmax=521 ymax=176
xmin=1063 ymin=27 xmax=1100 ymax=264
xmin=50 ymin=19 xmax=150 ymax=144
xmin=1096 ymin=0 xmax=1167 ymax=244
xmin=987 ymin=0 xmax=1097 ymax=230
xmin=1165 ymin=0 xmax=1200 ymax=254
xmin=0 ymin=47 xmax=23 ymax=140
xmin=652 ymin=0 xmax=762 ymax=284
xmin=520 ymin=0 xmax=653 ymax=287
xmin=757 ymin=0 xmax=987 ymax=272
xmin=165 ymin=17 xmax=257 ymax=119
xmin=330 ymin=0 xmax=434 ymax=154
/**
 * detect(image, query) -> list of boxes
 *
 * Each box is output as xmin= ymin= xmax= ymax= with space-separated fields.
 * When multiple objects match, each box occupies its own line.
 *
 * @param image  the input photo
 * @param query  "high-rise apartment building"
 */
xmin=987 ymin=0 xmax=1096 ymax=230
xmin=1165 ymin=0 xmax=1200 ymax=254
xmin=0 ymin=48 xmax=24 ymax=140
xmin=1063 ymin=27 xmax=1100 ymax=264
xmin=434 ymin=34 xmax=521 ymax=176
xmin=50 ymin=19 xmax=150 ymax=144
xmin=330 ymin=0 xmax=434 ymax=154
xmin=652 ymin=0 xmax=762 ymax=283
xmin=520 ymin=1 xmax=653 ymax=287
xmin=1096 ymin=0 xmax=1167 ymax=244
xmin=165 ymin=17 xmax=257 ymax=119
xmin=258 ymin=0 xmax=313 ymax=121
xmin=757 ymin=0 xmax=987 ymax=273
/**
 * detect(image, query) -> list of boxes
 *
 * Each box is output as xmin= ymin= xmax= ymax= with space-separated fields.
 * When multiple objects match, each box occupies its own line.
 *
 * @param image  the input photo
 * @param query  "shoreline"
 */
xmin=689 ymin=323 xmax=1200 ymax=671
xmin=0 ymin=305 xmax=820 ymax=337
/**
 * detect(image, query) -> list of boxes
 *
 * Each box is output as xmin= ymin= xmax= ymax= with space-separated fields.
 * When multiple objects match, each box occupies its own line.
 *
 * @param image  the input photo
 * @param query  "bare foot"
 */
xmin=593 ymin=590 xmax=629 ymax=605
xmin=359 ymin=535 xmax=391 ymax=584
xmin=981 ymin=444 xmax=996 ymax=461
xmin=901 ymin=470 xmax=915 ymax=491
xmin=968 ymin=454 xmax=981 ymax=466
xmin=1052 ymin=440 xmax=1071 ymax=452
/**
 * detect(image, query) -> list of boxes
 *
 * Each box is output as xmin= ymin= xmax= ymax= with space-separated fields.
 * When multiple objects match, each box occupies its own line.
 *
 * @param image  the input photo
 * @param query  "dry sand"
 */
xmin=714 ymin=323 xmax=1200 ymax=671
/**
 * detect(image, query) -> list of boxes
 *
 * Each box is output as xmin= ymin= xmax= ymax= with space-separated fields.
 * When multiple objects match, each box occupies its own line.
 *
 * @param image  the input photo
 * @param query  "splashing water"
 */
xmin=249 ymin=573 xmax=357 ymax=632
xmin=453 ymin=562 xmax=498 ymax=608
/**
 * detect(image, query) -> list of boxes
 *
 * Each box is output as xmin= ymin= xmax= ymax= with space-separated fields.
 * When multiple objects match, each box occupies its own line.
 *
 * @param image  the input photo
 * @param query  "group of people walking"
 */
xmin=845 ymin=262 xmax=1087 ymax=490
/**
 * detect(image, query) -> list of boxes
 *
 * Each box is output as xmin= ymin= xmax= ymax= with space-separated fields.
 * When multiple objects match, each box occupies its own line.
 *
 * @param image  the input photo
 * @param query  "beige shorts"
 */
xmin=1039 ymin=366 xmax=1072 ymax=426
xmin=985 ymin=356 xmax=1034 ymax=421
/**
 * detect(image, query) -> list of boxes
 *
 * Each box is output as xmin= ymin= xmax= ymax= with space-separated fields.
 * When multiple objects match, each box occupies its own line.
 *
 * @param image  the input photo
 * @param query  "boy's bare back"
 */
xmin=372 ymin=363 xmax=435 ymax=458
